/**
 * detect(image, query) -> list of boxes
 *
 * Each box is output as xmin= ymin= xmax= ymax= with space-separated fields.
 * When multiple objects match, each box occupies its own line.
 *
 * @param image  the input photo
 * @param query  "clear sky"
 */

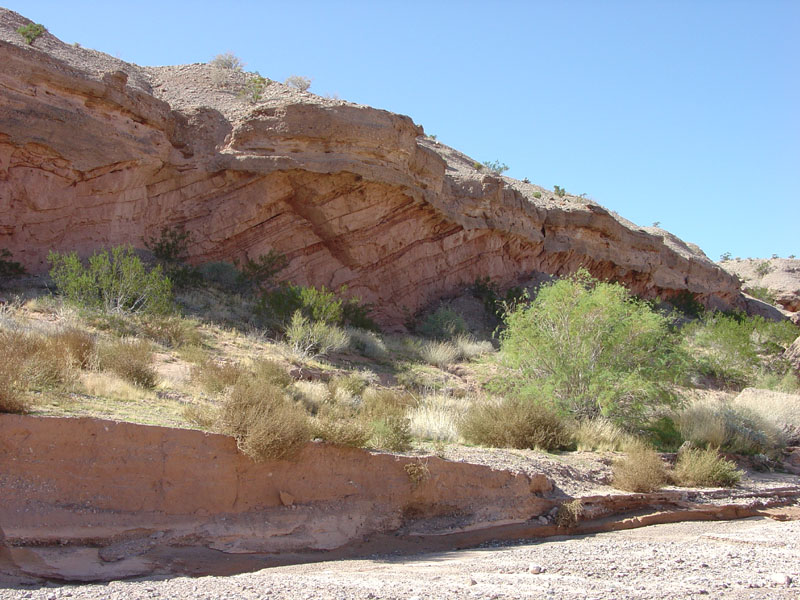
xmin=5 ymin=0 xmax=798 ymax=261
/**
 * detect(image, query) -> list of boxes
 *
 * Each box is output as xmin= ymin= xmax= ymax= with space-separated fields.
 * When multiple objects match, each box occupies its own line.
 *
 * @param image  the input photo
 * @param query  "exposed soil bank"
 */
xmin=1 ymin=415 xmax=798 ymax=583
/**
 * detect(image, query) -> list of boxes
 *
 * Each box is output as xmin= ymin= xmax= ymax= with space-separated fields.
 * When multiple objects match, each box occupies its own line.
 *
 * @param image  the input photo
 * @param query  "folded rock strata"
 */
xmin=0 ymin=8 xmax=744 ymax=324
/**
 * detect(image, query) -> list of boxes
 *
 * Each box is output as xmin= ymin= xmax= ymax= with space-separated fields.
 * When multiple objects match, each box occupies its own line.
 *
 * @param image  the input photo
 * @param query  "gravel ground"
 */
xmin=3 ymin=517 xmax=798 ymax=600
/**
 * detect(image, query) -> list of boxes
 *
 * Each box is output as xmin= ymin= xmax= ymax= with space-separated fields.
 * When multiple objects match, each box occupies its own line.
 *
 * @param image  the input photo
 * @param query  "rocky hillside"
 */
xmin=0 ymin=8 xmax=744 ymax=324
xmin=720 ymin=258 xmax=800 ymax=313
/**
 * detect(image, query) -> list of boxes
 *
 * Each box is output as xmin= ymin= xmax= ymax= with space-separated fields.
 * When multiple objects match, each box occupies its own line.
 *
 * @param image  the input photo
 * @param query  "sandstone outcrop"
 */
xmin=0 ymin=8 xmax=745 ymax=324
xmin=721 ymin=258 xmax=800 ymax=315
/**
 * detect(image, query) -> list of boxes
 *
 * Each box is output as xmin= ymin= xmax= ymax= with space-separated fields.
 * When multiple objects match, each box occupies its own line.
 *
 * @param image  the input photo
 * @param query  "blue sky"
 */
xmin=6 ymin=0 xmax=798 ymax=260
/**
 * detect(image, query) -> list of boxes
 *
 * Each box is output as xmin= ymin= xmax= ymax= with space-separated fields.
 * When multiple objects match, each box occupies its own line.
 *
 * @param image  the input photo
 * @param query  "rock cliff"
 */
xmin=0 ymin=8 xmax=744 ymax=324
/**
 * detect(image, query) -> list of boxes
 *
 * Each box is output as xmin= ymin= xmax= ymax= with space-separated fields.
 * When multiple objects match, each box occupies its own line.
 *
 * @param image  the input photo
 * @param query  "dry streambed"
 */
xmin=1 ymin=414 xmax=799 ymax=591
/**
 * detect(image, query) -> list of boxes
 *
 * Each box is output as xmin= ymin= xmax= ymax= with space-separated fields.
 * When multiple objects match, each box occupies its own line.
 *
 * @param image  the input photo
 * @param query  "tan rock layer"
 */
xmin=0 ymin=12 xmax=745 ymax=324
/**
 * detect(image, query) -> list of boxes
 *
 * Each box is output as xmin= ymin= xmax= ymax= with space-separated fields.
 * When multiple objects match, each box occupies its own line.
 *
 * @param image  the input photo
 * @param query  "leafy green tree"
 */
xmin=499 ymin=270 xmax=683 ymax=423
xmin=49 ymin=246 xmax=173 ymax=314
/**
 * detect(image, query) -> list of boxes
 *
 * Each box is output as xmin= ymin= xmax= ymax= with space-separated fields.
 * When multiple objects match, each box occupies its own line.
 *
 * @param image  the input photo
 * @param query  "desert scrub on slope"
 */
xmin=285 ymin=311 xmax=350 ymax=357
xmin=682 ymin=312 xmax=797 ymax=389
xmin=673 ymin=447 xmax=742 ymax=487
xmin=209 ymin=52 xmax=245 ymax=71
xmin=49 ymin=245 xmax=173 ymax=315
xmin=17 ymin=23 xmax=46 ymax=44
xmin=500 ymin=269 xmax=684 ymax=424
xmin=362 ymin=388 xmax=416 ymax=452
xmin=573 ymin=418 xmax=640 ymax=452
xmin=460 ymin=397 xmax=573 ymax=451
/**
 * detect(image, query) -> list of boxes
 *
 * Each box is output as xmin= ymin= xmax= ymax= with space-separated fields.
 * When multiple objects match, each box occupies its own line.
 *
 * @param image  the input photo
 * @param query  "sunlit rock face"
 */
xmin=0 ymin=8 xmax=744 ymax=324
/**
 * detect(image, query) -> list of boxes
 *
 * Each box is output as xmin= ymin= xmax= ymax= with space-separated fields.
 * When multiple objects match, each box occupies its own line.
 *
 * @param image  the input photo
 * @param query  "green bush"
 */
xmin=683 ymin=313 xmax=796 ymax=388
xmin=49 ymin=246 xmax=173 ymax=315
xmin=17 ymin=23 xmax=46 ymax=45
xmin=0 ymin=249 xmax=25 ymax=278
xmin=472 ymin=276 xmax=526 ymax=320
xmin=240 ymin=75 xmax=270 ymax=103
xmin=285 ymin=311 xmax=349 ymax=357
xmin=237 ymin=250 xmax=288 ymax=292
xmin=745 ymin=286 xmax=778 ymax=305
xmin=258 ymin=283 xmax=377 ymax=332
xmin=197 ymin=262 xmax=243 ymax=292
xmin=481 ymin=160 xmax=509 ymax=175
xmin=673 ymin=447 xmax=742 ymax=487
xmin=460 ymin=398 xmax=573 ymax=451
xmin=554 ymin=185 xmax=567 ymax=197
xmin=418 ymin=308 xmax=467 ymax=340
xmin=500 ymin=270 xmax=683 ymax=423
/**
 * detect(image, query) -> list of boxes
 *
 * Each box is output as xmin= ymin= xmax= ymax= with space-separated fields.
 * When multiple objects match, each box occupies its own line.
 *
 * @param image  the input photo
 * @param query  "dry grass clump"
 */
xmin=293 ymin=380 xmax=331 ymax=413
xmin=218 ymin=375 xmax=310 ymax=461
xmin=362 ymin=388 xmax=416 ymax=451
xmin=97 ymin=338 xmax=157 ymax=388
xmin=733 ymin=388 xmax=800 ymax=428
xmin=452 ymin=334 xmax=494 ymax=361
xmin=81 ymin=371 xmax=150 ymax=402
xmin=678 ymin=397 xmax=782 ymax=454
xmin=50 ymin=327 xmax=96 ymax=368
xmin=138 ymin=315 xmax=203 ymax=348
xmin=673 ymin=447 xmax=742 ymax=487
xmin=418 ymin=340 xmax=459 ymax=368
xmin=191 ymin=359 xmax=245 ymax=394
xmin=328 ymin=373 xmax=368 ymax=404
xmin=574 ymin=418 xmax=640 ymax=452
xmin=611 ymin=442 xmax=670 ymax=492
xmin=182 ymin=401 xmax=219 ymax=430
xmin=407 ymin=393 xmax=466 ymax=442
xmin=285 ymin=312 xmax=349 ymax=357
xmin=347 ymin=327 xmax=387 ymax=359
xmin=0 ymin=329 xmax=79 ymax=390
xmin=0 ymin=351 xmax=27 ymax=413
xmin=460 ymin=398 xmax=573 ymax=451
xmin=311 ymin=404 xmax=371 ymax=448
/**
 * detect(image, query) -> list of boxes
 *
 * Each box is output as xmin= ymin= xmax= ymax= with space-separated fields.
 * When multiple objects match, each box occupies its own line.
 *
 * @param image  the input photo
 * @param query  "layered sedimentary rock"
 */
xmin=0 ymin=9 xmax=745 ymax=324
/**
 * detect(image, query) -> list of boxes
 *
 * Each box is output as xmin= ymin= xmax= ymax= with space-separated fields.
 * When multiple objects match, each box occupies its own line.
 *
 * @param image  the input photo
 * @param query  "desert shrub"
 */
xmin=460 ymin=398 xmax=573 ymax=451
xmin=643 ymin=415 xmax=684 ymax=451
xmin=97 ymin=338 xmax=157 ymax=388
xmin=556 ymin=499 xmax=583 ymax=528
xmin=407 ymin=394 xmax=464 ymax=442
xmin=49 ymin=246 xmax=173 ymax=315
xmin=182 ymin=402 xmax=218 ymax=430
xmin=328 ymin=373 xmax=368 ymax=403
xmin=138 ymin=315 xmax=203 ymax=348
xmin=17 ymin=23 xmax=46 ymax=44
xmin=612 ymin=443 xmax=669 ymax=492
xmin=144 ymin=226 xmax=200 ymax=289
xmin=452 ymin=334 xmax=494 ymax=361
xmin=472 ymin=276 xmax=526 ymax=320
xmin=500 ymin=270 xmax=683 ymax=423
xmin=50 ymin=327 xmax=96 ymax=368
xmin=669 ymin=290 xmax=705 ymax=318
xmin=745 ymin=286 xmax=778 ymax=305
xmin=678 ymin=398 xmax=782 ymax=455
xmin=370 ymin=415 xmax=413 ymax=452
xmin=573 ymin=418 xmax=640 ymax=452
xmin=362 ymin=387 xmax=416 ymax=452
xmin=251 ymin=358 xmax=293 ymax=388
xmin=404 ymin=460 xmax=430 ymax=488
xmin=0 ymin=346 xmax=27 ymax=413
xmin=284 ymin=75 xmax=311 ymax=91
xmin=754 ymin=261 xmax=773 ymax=277
xmin=285 ymin=311 xmax=350 ymax=357
xmin=673 ymin=447 xmax=742 ymax=487
xmin=341 ymin=297 xmax=379 ymax=331
xmin=733 ymin=388 xmax=800 ymax=430
xmin=240 ymin=75 xmax=270 ymax=103
xmin=418 ymin=308 xmax=467 ymax=340
xmin=311 ymin=404 xmax=371 ymax=448
xmin=554 ymin=185 xmax=567 ymax=197
xmin=0 ymin=249 xmax=25 ymax=278
xmin=218 ymin=376 xmax=309 ymax=461
xmin=481 ymin=160 xmax=509 ymax=175
xmin=197 ymin=262 xmax=243 ymax=292
xmin=1 ymin=329 xmax=77 ymax=390
xmin=418 ymin=339 xmax=459 ymax=368
xmin=237 ymin=251 xmax=289 ymax=292
xmin=347 ymin=327 xmax=387 ymax=359
xmin=683 ymin=313 xmax=796 ymax=388
xmin=192 ymin=360 xmax=245 ymax=395
xmin=209 ymin=52 xmax=245 ymax=71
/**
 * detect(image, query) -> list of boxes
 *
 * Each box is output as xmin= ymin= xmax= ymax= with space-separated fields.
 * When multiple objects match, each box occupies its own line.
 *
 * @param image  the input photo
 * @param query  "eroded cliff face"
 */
xmin=0 ymin=9 xmax=744 ymax=324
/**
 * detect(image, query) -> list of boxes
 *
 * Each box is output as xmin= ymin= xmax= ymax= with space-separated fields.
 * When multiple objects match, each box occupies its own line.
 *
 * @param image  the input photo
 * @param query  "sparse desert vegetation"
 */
xmin=1 ymin=240 xmax=799 ymax=493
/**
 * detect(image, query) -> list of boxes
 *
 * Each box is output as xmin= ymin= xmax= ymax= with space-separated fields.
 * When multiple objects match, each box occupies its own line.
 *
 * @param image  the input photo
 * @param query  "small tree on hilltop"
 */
xmin=17 ymin=23 xmax=47 ymax=45
xmin=284 ymin=75 xmax=312 ymax=92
